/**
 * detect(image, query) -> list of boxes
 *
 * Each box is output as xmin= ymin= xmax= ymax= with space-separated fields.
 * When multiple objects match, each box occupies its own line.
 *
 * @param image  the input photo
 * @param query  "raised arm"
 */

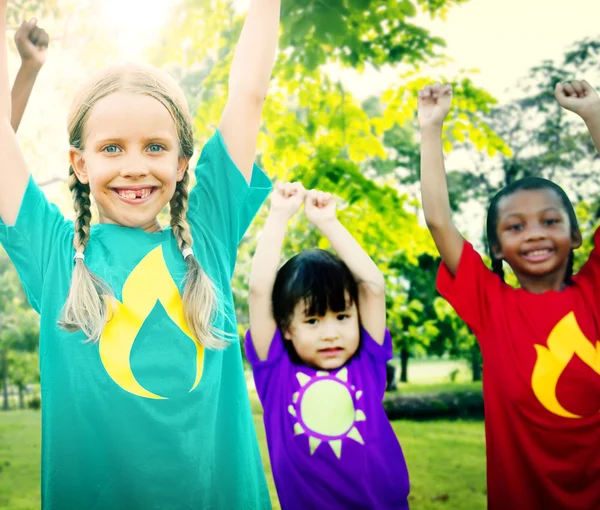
xmin=0 ymin=1 xmax=32 ymax=226
xmin=218 ymin=0 xmax=280 ymax=181
xmin=304 ymin=190 xmax=386 ymax=345
xmin=418 ymin=83 xmax=464 ymax=276
xmin=555 ymin=80 xmax=600 ymax=156
xmin=10 ymin=18 xmax=48 ymax=132
xmin=249 ymin=182 xmax=305 ymax=360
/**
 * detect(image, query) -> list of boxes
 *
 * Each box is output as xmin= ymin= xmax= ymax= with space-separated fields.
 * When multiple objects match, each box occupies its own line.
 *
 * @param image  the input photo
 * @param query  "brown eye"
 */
xmin=544 ymin=218 xmax=559 ymax=226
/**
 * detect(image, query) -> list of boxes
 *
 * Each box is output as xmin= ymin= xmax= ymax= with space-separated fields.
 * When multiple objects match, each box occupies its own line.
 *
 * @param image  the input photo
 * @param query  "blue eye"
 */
xmin=148 ymin=143 xmax=165 ymax=152
xmin=102 ymin=145 xmax=120 ymax=153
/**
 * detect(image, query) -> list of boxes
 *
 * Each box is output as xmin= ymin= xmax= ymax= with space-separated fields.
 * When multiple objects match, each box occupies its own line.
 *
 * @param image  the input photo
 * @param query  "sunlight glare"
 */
xmin=99 ymin=0 xmax=174 ymax=60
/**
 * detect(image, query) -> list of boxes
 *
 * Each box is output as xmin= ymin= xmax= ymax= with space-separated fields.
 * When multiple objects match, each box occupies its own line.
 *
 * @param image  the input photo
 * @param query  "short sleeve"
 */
xmin=188 ymin=130 xmax=272 ymax=273
xmin=244 ymin=328 xmax=287 ymax=406
xmin=354 ymin=328 xmax=393 ymax=400
xmin=436 ymin=240 xmax=502 ymax=336
xmin=573 ymin=227 xmax=600 ymax=285
xmin=361 ymin=328 xmax=393 ymax=362
xmin=0 ymin=176 xmax=71 ymax=312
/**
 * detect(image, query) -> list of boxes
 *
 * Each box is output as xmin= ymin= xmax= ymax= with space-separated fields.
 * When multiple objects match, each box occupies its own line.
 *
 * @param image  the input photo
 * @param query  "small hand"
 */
xmin=555 ymin=80 xmax=600 ymax=122
xmin=269 ymin=181 xmax=306 ymax=221
xmin=418 ymin=83 xmax=452 ymax=129
xmin=304 ymin=189 xmax=336 ymax=227
xmin=15 ymin=18 xmax=49 ymax=70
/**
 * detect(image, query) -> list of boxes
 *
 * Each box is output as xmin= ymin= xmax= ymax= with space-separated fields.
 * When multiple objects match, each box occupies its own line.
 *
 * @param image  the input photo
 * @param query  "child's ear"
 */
xmin=69 ymin=148 xmax=89 ymax=184
xmin=282 ymin=326 xmax=294 ymax=342
xmin=571 ymin=230 xmax=583 ymax=249
xmin=176 ymin=157 xmax=190 ymax=182
xmin=491 ymin=243 xmax=503 ymax=260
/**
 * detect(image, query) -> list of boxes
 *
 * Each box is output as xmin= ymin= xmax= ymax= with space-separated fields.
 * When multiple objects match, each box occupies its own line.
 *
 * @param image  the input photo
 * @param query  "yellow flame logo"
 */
xmin=99 ymin=246 xmax=204 ymax=399
xmin=532 ymin=312 xmax=600 ymax=418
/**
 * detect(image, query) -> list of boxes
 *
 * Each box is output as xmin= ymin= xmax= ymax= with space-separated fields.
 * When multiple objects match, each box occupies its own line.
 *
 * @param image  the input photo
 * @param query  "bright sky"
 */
xmin=99 ymin=0 xmax=174 ymax=60
xmin=337 ymin=0 xmax=600 ymax=102
xmin=94 ymin=0 xmax=600 ymax=241
xmin=100 ymin=0 xmax=600 ymax=103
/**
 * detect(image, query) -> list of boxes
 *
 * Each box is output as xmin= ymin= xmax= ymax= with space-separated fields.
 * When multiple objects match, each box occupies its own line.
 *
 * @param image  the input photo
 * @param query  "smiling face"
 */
xmin=492 ymin=188 xmax=581 ymax=286
xmin=283 ymin=297 xmax=361 ymax=370
xmin=70 ymin=92 xmax=189 ymax=233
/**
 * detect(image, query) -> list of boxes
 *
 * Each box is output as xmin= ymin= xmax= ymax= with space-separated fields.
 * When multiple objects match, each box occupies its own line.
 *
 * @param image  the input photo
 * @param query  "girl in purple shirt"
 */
xmin=245 ymin=182 xmax=410 ymax=509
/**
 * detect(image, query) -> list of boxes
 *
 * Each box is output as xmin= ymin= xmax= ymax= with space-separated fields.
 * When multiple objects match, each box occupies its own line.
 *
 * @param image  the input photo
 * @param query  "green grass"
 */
xmin=391 ymin=381 xmax=482 ymax=396
xmin=389 ymin=358 xmax=474 ymax=385
xmin=0 ymin=411 xmax=40 ymax=510
xmin=0 ymin=405 xmax=486 ymax=509
xmin=2 ymin=359 xmax=486 ymax=508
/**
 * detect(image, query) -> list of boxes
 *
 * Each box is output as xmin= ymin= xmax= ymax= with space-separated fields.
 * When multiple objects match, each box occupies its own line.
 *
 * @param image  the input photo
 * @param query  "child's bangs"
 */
xmin=300 ymin=263 xmax=354 ymax=318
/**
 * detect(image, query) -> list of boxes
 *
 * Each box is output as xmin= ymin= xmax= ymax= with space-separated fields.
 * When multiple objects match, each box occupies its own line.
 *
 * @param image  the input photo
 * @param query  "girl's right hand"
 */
xmin=269 ymin=181 xmax=306 ymax=221
xmin=15 ymin=19 xmax=49 ymax=70
xmin=418 ymin=83 xmax=452 ymax=129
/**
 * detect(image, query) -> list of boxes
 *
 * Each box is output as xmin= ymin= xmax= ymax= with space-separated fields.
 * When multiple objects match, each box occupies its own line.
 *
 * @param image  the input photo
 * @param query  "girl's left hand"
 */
xmin=304 ymin=189 xmax=336 ymax=227
xmin=555 ymin=80 xmax=600 ymax=121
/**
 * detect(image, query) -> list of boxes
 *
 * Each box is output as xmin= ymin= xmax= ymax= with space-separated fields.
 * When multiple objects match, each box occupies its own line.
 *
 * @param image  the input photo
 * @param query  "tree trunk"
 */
xmin=2 ymin=350 xmax=8 ymax=411
xmin=18 ymin=386 xmax=24 ymax=410
xmin=471 ymin=346 xmax=482 ymax=382
xmin=399 ymin=347 xmax=409 ymax=383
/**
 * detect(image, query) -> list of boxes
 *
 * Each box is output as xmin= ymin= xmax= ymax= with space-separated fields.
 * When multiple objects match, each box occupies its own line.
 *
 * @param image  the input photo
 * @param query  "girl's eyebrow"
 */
xmin=90 ymin=134 xmax=175 ymax=145
xmin=501 ymin=207 xmax=562 ymax=221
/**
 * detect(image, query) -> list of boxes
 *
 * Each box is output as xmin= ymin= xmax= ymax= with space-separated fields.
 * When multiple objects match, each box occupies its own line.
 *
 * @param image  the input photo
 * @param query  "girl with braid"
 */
xmin=0 ymin=0 xmax=279 ymax=508
xmin=418 ymin=80 xmax=600 ymax=510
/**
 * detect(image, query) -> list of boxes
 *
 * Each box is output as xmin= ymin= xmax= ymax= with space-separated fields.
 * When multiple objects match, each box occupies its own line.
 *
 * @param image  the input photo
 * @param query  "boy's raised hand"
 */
xmin=304 ymin=189 xmax=336 ymax=227
xmin=15 ymin=18 xmax=49 ymax=70
xmin=418 ymin=83 xmax=452 ymax=129
xmin=555 ymin=80 xmax=600 ymax=122
xmin=269 ymin=181 xmax=306 ymax=221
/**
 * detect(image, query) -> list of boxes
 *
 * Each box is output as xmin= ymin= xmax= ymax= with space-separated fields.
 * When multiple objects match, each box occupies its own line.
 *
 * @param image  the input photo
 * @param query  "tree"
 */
xmin=147 ymin=0 xmax=512 ymax=385
xmin=0 ymin=249 xmax=40 ymax=410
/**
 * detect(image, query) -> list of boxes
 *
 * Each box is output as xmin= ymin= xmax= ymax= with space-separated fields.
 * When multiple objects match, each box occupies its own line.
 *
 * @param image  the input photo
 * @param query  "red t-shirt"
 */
xmin=437 ymin=231 xmax=600 ymax=510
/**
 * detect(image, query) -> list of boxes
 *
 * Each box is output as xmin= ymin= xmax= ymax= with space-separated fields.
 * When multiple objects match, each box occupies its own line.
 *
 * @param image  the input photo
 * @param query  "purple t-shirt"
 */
xmin=245 ymin=328 xmax=410 ymax=509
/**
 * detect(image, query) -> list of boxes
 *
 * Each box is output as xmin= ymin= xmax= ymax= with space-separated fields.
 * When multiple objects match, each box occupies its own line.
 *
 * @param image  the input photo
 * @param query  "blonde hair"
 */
xmin=58 ymin=63 xmax=227 ymax=349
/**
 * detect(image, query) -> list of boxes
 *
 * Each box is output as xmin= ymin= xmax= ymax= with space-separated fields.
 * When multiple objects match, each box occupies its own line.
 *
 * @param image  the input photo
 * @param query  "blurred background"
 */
xmin=1 ymin=0 xmax=600 ymax=508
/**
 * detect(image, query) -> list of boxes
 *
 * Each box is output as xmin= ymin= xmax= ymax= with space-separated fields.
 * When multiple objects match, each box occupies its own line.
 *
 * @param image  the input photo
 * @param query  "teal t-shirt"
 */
xmin=0 ymin=131 xmax=272 ymax=509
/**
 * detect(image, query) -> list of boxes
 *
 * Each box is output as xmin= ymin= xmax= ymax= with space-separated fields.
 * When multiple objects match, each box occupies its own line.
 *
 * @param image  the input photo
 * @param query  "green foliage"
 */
xmin=5 ymin=0 xmax=59 ymax=25
xmin=450 ymin=37 xmax=600 ymax=210
xmin=384 ymin=385 xmax=483 ymax=420
xmin=0 ymin=249 xmax=40 ymax=410
xmin=280 ymin=0 xmax=471 ymax=72
xmin=27 ymin=395 xmax=41 ymax=410
xmin=149 ymin=0 xmax=507 ymax=377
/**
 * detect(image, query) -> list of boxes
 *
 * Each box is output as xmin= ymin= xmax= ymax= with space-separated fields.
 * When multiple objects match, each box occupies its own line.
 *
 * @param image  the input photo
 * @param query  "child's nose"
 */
xmin=321 ymin=321 xmax=339 ymax=340
xmin=120 ymin=155 xmax=150 ymax=178
xmin=525 ymin=224 xmax=547 ymax=241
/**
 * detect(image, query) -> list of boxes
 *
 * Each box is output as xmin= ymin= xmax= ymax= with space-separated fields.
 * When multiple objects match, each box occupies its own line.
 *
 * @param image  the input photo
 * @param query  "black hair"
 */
xmin=485 ymin=177 xmax=579 ymax=283
xmin=272 ymin=249 xmax=359 ymax=362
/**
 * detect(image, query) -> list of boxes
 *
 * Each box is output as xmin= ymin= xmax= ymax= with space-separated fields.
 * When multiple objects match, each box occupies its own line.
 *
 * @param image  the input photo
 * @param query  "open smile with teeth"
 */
xmin=525 ymin=249 xmax=551 ymax=256
xmin=114 ymin=188 xmax=155 ymax=201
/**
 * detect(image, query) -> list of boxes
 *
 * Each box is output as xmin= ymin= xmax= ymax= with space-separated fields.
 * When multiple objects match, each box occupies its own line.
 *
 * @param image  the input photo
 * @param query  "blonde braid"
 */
xmin=58 ymin=166 xmax=113 ymax=342
xmin=170 ymin=170 xmax=228 ymax=349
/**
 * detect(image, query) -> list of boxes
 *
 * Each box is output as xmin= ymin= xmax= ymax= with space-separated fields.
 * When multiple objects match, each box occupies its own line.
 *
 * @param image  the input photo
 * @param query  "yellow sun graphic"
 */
xmin=288 ymin=367 xmax=366 ymax=459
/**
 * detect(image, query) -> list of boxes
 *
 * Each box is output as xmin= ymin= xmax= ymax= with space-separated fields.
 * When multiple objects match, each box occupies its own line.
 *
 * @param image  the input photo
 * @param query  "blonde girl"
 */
xmin=0 ymin=1 xmax=280 ymax=508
